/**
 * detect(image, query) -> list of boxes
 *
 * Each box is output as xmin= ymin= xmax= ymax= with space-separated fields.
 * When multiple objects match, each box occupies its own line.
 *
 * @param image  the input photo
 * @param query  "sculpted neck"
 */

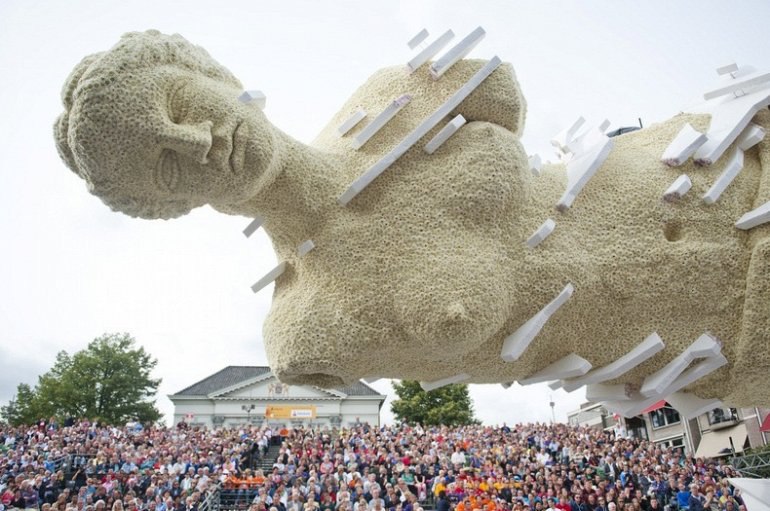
xmin=217 ymin=127 xmax=339 ymax=249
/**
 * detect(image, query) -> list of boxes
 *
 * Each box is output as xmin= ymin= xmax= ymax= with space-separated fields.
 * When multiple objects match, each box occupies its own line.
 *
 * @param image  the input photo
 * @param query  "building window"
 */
xmin=649 ymin=406 xmax=681 ymax=429
xmin=656 ymin=437 xmax=684 ymax=450
xmin=708 ymin=407 xmax=739 ymax=425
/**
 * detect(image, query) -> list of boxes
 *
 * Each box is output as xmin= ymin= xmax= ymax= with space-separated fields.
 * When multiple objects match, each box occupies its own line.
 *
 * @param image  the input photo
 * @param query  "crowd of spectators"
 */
xmin=0 ymin=419 xmax=752 ymax=511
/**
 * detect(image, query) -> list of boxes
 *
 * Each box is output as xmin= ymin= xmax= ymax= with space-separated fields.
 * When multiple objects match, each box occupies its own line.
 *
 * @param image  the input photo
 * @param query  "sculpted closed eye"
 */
xmin=170 ymin=82 xmax=189 ymax=123
xmin=155 ymin=150 xmax=180 ymax=191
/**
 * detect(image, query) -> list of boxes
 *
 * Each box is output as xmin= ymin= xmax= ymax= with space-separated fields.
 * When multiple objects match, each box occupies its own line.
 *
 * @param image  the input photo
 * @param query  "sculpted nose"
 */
xmin=159 ymin=121 xmax=213 ymax=164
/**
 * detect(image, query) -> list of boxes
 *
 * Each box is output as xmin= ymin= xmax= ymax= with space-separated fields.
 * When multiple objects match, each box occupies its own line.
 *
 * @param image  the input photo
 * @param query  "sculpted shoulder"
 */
xmin=312 ymin=59 xmax=527 ymax=154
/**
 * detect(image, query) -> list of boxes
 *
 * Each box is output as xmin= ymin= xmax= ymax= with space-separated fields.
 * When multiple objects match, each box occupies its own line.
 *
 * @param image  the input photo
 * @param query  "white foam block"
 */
xmin=735 ymin=123 xmax=766 ymax=150
xmin=242 ymin=216 xmax=265 ymax=238
xmin=529 ymin=154 xmax=542 ymax=176
xmin=561 ymin=332 xmax=665 ymax=392
xmin=407 ymin=29 xmax=429 ymax=49
xmin=526 ymin=219 xmax=556 ymax=248
xmin=420 ymin=373 xmax=470 ymax=392
xmin=601 ymin=396 xmax=658 ymax=418
xmin=663 ymin=175 xmax=692 ymax=202
xmin=430 ymin=26 xmax=486 ymax=80
xmin=338 ymin=110 xmax=367 ymax=136
xmin=704 ymin=69 xmax=770 ymax=100
xmin=727 ymin=479 xmax=770 ymax=510
xmin=586 ymin=383 xmax=631 ymax=402
xmin=716 ymin=63 xmax=739 ymax=76
xmin=640 ymin=333 xmax=721 ymax=397
xmin=703 ymin=149 xmax=744 ymax=204
xmin=567 ymin=121 xmax=611 ymax=156
xmin=352 ymin=95 xmax=412 ymax=150
xmin=424 ymin=114 xmax=466 ymax=154
xmin=406 ymin=30 xmax=454 ymax=73
xmin=500 ymin=283 xmax=574 ymax=362
xmin=238 ymin=90 xmax=266 ymax=109
xmin=556 ymin=137 xmax=614 ymax=211
xmin=694 ymin=88 xmax=770 ymax=165
xmin=551 ymin=117 xmax=586 ymax=153
xmin=297 ymin=240 xmax=315 ymax=257
xmin=661 ymin=123 xmax=707 ymax=166
xmin=339 ymin=57 xmax=502 ymax=206
xmin=251 ymin=261 xmax=287 ymax=294
xmin=735 ymin=199 xmax=770 ymax=230
xmin=519 ymin=353 xmax=592 ymax=386
xmin=666 ymin=392 xmax=722 ymax=420
xmin=547 ymin=380 xmax=562 ymax=390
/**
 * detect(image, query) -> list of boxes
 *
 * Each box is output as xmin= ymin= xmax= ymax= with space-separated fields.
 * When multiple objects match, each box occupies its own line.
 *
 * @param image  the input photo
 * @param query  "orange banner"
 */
xmin=265 ymin=405 xmax=316 ymax=419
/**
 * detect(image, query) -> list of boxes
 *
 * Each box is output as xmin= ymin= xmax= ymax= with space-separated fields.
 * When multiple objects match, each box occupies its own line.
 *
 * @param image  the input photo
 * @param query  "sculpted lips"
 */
xmin=229 ymin=120 xmax=245 ymax=174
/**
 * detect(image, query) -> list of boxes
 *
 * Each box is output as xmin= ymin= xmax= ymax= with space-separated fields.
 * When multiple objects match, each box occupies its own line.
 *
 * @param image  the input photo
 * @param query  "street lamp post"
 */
xmin=242 ymin=403 xmax=256 ymax=423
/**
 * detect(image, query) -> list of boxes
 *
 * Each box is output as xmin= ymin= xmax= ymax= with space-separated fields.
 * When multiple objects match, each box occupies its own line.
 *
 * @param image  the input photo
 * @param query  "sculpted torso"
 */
xmin=56 ymin=31 xmax=770 ymax=409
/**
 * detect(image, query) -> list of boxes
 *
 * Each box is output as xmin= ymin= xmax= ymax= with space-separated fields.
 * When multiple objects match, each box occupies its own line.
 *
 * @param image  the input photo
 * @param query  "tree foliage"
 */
xmin=390 ymin=380 xmax=479 ymax=426
xmin=1 ymin=333 xmax=161 ymax=426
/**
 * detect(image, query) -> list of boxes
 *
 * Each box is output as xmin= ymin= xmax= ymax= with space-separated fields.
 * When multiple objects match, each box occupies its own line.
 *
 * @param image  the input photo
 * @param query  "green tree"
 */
xmin=391 ymin=380 xmax=479 ymax=426
xmin=1 ymin=333 xmax=162 ymax=426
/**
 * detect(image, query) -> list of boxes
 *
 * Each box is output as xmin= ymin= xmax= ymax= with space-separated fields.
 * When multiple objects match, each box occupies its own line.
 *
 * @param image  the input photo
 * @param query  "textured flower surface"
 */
xmin=55 ymin=32 xmax=770 ymax=407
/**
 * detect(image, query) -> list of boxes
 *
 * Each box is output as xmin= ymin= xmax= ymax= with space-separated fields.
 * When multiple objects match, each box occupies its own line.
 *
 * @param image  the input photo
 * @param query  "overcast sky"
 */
xmin=1 ymin=0 xmax=768 ymax=426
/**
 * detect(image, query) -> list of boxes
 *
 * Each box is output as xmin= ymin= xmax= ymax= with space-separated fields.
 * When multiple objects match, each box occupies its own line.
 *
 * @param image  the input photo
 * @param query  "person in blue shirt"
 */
xmin=675 ymin=482 xmax=690 ymax=510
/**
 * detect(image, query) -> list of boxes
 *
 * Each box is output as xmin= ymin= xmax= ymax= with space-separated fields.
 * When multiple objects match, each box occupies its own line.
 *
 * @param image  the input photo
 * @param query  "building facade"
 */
xmin=168 ymin=366 xmax=386 ymax=429
xmin=568 ymin=401 xmax=769 ymax=459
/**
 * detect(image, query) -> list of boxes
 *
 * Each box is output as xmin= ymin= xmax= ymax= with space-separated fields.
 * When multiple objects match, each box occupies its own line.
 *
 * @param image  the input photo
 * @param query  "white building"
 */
xmin=168 ymin=366 xmax=386 ymax=429
xmin=568 ymin=401 xmax=769 ymax=458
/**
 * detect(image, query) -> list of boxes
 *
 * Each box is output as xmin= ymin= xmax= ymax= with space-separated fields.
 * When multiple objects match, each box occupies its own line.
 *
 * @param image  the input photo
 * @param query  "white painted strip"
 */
xmin=703 ymin=149 xmax=744 ymax=204
xmin=529 ymin=154 xmax=542 ymax=176
xmin=736 ymin=123 xmax=766 ymax=150
xmin=238 ymin=90 xmax=266 ymax=110
xmin=429 ymin=26 xmax=486 ymax=80
xmin=663 ymin=175 xmax=692 ymax=202
xmin=666 ymin=392 xmax=723 ymax=420
xmin=519 ymin=353 xmax=592 ymax=386
xmin=297 ymin=240 xmax=315 ymax=257
xmin=640 ymin=332 xmax=721 ymax=397
xmin=406 ymin=30 xmax=455 ymax=73
xmin=352 ymin=95 xmax=412 ymax=150
xmin=407 ymin=28 xmax=429 ymax=49
xmin=525 ymin=218 xmax=555 ymax=248
xmin=661 ymin=123 xmax=707 ymax=166
xmin=716 ymin=63 xmax=739 ymax=76
xmin=420 ymin=373 xmax=470 ymax=392
xmin=251 ymin=261 xmax=287 ymax=293
xmin=243 ymin=216 xmax=265 ymax=238
xmin=500 ymin=283 xmax=574 ymax=362
xmin=735 ymin=200 xmax=770 ymax=230
xmin=556 ymin=137 xmax=614 ymax=211
xmin=424 ymin=114 xmax=466 ymax=154
xmin=339 ymin=57 xmax=502 ymax=206
xmin=704 ymin=70 xmax=770 ymax=100
xmin=561 ymin=332 xmax=665 ymax=392
xmin=338 ymin=109 xmax=367 ymax=136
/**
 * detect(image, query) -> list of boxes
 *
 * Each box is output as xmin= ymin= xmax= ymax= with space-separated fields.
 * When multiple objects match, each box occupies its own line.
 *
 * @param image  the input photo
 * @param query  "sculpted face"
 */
xmin=56 ymin=31 xmax=276 ymax=219
xmin=79 ymin=66 xmax=273 ymax=218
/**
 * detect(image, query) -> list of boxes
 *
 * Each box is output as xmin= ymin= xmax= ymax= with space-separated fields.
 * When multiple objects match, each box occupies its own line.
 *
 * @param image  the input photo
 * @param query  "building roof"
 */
xmin=173 ymin=366 xmax=383 ymax=397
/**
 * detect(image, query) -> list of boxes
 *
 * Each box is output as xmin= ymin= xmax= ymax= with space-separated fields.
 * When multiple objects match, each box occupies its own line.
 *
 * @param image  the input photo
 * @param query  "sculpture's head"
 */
xmin=55 ymin=30 xmax=277 ymax=219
